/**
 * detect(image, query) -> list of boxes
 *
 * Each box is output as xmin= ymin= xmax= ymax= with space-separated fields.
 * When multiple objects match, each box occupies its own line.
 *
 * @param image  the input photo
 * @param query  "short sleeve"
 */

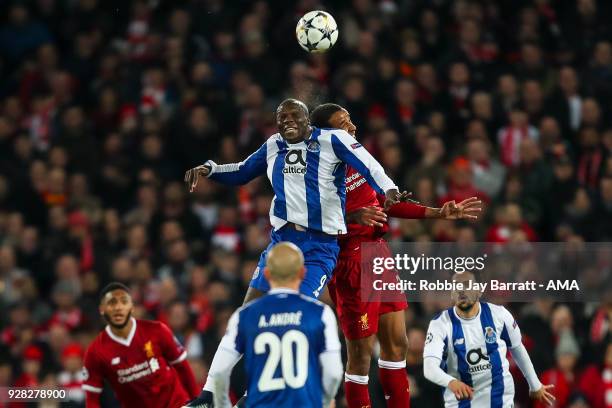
xmin=82 ymin=346 xmax=104 ymax=393
xmin=499 ymin=306 xmax=522 ymax=349
xmin=423 ymin=317 xmax=448 ymax=360
xmin=158 ymin=322 xmax=187 ymax=365
xmin=218 ymin=309 xmax=243 ymax=354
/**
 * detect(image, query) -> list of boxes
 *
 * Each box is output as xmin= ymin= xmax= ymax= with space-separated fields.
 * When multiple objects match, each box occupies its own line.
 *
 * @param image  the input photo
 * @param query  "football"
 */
xmin=296 ymin=10 xmax=339 ymax=53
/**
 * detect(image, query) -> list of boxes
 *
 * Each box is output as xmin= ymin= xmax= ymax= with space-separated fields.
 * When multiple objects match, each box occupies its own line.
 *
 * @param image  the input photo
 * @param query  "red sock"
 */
xmin=378 ymin=359 xmax=410 ymax=408
xmin=344 ymin=374 xmax=371 ymax=408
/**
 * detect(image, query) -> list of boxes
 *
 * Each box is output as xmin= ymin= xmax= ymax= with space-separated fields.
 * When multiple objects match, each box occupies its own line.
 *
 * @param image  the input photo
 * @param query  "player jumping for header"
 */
xmin=310 ymin=103 xmax=482 ymax=408
xmin=82 ymin=282 xmax=199 ymax=408
xmin=184 ymin=98 xmax=403 ymax=405
xmin=423 ymin=271 xmax=555 ymax=407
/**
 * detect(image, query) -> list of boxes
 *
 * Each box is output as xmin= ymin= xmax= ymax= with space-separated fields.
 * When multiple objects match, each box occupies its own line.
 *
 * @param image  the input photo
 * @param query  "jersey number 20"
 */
xmin=254 ymin=330 xmax=309 ymax=392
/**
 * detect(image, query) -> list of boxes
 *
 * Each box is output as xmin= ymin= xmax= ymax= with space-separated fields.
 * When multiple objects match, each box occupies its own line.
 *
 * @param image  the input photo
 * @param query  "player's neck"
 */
xmin=455 ymin=302 xmax=480 ymax=320
xmin=269 ymin=284 xmax=300 ymax=292
xmin=110 ymin=317 xmax=134 ymax=338
xmin=284 ymin=127 xmax=312 ymax=144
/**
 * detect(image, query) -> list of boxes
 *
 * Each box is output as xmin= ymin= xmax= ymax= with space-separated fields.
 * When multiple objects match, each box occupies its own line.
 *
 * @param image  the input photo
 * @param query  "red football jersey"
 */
xmin=82 ymin=318 xmax=190 ymax=408
xmin=341 ymin=167 xmax=388 ymax=250
xmin=341 ymin=166 xmax=427 ymax=252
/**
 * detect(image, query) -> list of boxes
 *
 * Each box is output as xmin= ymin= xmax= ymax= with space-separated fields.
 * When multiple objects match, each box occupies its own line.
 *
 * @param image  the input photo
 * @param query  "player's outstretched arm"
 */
xmin=509 ymin=344 xmax=555 ymax=406
xmin=329 ymin=130 xmax=400 ymax=202
xmin=185 ymin=142 xmax=268 ymax=191
xmin=438 ymin=197 xmax=483 ymax=220
xmin=530 ymin=384 xmax=556 ymax=406
xmin=501 ymin=306 xmax=555 ymax=406
xmin=379 ymin=195 xmax=482 ymax=220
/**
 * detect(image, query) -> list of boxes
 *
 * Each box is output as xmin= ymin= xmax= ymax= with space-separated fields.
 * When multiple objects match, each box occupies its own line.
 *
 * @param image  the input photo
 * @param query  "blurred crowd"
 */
xmin=0 ymin=0 xmax=611 ymax=407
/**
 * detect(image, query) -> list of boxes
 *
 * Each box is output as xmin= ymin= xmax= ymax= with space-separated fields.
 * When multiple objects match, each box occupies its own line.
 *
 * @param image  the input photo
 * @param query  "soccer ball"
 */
xmin=296 ymin=10 xmax=339 ymax=53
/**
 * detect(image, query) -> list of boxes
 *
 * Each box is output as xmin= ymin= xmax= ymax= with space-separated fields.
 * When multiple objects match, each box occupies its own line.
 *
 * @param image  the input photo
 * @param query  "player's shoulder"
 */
xmin=135 ymin=318 xmax=161 ymax=329
xmin=133 ymin=318 xmax=170 ymax=335
xmin=266 ymin=133 xmax=284 ymax=144
xmin=429 ymin=309 xmax=452 ymax=328
xmin=256 ymin=292 xmax=327 ymax=314
xmin=431 ymin=309 xmax=449 ymax=321
xmin=85 ymin=329 xmax=114 ymax=361
xmin=483 ymin=301 xmax=501 ymax=311
xmin=484 ymin=302 xmax=511 ymax=317
xmin=86 ymin=330 xmax=106 ymax=353
xmin=318 ymin=127 xmax=351 ymax=141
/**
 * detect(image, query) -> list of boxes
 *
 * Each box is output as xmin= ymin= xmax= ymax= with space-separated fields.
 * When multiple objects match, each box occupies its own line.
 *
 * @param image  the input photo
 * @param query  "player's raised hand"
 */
xmin=347 ymin=206 xmax=387 ymax=227
xmin=448 ymin=379 xmax=474 ymax=401
xmin=530 ymin=384 xmax=555 ymax=406
xmin=440 ymin=197 xmax=482 ymax=220
xmin=184 ymin=164 xmax=211 ymax=193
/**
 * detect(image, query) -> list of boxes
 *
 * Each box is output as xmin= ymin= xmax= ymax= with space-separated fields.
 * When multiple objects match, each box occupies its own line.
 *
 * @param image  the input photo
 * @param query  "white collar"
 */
xmin=269 ymin=288 xmax=299 ymax=295
xmin=453 ymin=303 xmax=481 ymax=322
xmin=105 ymin=317 xmax=137 ymax=347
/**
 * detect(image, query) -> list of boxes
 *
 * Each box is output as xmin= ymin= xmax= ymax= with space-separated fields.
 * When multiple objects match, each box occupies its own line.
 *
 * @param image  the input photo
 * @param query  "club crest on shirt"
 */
xmin=306 ymin=140 xmax=320 ymax=152
xmin=144 ymin=340 xmax=155 ymax=358
xmin=484 ymin=326 xmax=497 ymax=344
xmin=359 ymin=313 xmax=369 ymax=331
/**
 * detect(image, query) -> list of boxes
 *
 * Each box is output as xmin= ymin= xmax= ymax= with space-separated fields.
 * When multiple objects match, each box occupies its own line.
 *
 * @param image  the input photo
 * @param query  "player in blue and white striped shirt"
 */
xmin=185 ymin=99 xmax=403 ymax=302
xmin=205 ymin=242 xmax=343 ymax=408
xmin=423 ymin=271 xmax=555 ymax=408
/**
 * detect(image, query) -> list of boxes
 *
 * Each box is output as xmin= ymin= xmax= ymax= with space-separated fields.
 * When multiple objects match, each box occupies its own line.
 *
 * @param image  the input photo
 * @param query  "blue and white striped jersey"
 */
xmin=218 ymin=288 xmax=341 ymax=408
xmin=424 ymin=302 xmax=522 ymax=408
xmin=205 ymin=127 xmax=397 ymax=235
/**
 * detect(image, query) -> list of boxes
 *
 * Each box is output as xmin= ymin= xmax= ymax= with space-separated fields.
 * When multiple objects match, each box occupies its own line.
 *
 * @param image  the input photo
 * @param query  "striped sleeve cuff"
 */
xmin=82 ymin=384 xmax=103 ymax=393
xmin=169 ymin=351 xmax=187 ymax=365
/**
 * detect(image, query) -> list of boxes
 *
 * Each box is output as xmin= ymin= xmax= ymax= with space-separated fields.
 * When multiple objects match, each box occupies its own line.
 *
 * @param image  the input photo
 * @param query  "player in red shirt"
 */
xmin=82 ymin=282 xmax=200 ymax=408
xmin=310 ymin=104 xmax=482 ymax=408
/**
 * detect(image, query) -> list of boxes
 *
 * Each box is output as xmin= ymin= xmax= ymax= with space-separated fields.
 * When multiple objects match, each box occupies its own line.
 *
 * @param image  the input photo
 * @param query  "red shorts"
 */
xmin=328 ymin=240 xmax=408 ymax=340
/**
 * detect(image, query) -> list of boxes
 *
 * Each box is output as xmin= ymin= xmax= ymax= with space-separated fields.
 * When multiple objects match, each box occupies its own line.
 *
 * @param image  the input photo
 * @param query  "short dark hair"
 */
xmin=310 ymin=103 xmax=344 ymax=128
xmin=99 ymin=282 xmax=130 ymax=303
xmin=277 ymin=98 xmax=309 ymax=115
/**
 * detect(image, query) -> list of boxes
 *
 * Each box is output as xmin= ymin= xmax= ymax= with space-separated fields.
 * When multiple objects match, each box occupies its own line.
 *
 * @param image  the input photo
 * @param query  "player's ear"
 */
xmin=263 ymin=267 xmax=271 ymax=281
xmin=299 ymin=266 xmax=306 ymax=280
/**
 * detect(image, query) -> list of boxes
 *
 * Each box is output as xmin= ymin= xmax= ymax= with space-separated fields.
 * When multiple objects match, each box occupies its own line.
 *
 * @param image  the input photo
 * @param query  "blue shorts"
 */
xmin=250 ymin=226 xmax=339 ymax=298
